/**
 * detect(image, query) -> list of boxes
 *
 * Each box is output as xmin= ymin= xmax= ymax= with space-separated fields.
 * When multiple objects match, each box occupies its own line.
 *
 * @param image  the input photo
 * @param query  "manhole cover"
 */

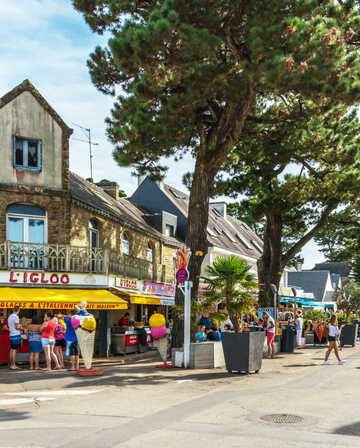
xmin=261 ymin=414 xmax=303 ymax=424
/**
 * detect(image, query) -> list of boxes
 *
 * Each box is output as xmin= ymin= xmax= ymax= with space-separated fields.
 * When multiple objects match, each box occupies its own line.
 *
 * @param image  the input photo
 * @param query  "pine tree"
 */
xmin=73 ymin=0 xmax=360 ymax=344
xmin=217 ymin=98 xmax=360 ymax=306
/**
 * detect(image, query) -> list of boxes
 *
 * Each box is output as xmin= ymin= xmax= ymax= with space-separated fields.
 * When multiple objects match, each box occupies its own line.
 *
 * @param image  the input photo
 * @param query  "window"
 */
xmin=122 ymin=232 xmax=130 ymax=255
xmin=88 ymin=219 xmax=99 ymax=248
xmin=165 ymin=224 xmax=174 ymax=237
xmin=222 ymin=229 xmax=237 ymax=243
xmin=147 ymin=243 xmax=153 ymax=262
xmin=251 ymin=239 xmax=263 ymax=252
xmin=236 ymin=233 xmax=253 ymax=250
xmin=7 ymin=204 xmax=46 ymax=268
xmin=7 ymin=204 xmax=46 ymax=243
xmin=13 ymin=136 xmax=42 ymax=171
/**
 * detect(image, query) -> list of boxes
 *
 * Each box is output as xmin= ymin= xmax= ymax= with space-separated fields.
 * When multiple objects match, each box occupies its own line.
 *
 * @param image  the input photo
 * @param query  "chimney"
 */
xmin=210 ymin=202 xmax=227 ymax=218
xmin=96 ymin=181 xmax=119 ymax=200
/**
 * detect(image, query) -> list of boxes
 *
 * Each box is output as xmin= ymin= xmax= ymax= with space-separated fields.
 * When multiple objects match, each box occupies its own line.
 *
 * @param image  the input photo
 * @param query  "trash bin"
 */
xmin=340 ymin=324 xmax=358 ymax=347
xmin=281 ymin=325 xmax=296 ymax=353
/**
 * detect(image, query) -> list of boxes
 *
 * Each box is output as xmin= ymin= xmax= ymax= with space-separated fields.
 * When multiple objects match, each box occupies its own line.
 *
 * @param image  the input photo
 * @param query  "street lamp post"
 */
xmin=291 ymin=287 xmax=297 ymax=323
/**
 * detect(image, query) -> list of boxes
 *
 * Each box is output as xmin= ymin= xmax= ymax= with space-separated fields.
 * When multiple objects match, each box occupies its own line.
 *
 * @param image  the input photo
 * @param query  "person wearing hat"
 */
xmin=295 ymin=311 xmax=303 ymax=348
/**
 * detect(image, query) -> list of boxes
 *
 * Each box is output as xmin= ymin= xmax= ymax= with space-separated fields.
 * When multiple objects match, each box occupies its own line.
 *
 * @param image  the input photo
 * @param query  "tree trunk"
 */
xmin=171 ymin=88 xmax=256 ymax=347
xmin=258 ymin=214 xmax=282 ymax=307
xmin=172 ymin=158 xmax=214 ymax=347
xmin=226 ymin=295 xmax=240 ymax=333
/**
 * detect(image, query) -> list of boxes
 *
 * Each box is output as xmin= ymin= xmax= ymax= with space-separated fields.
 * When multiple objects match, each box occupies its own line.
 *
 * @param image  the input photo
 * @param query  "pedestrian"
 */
xmin=54 ymin=314 xmax=66 ymax=369
xmin=295 ymin=311 xmax=303 ymax=348
xmin=323 ymin=315 xmax=345 ymax=365
xmin=263 ymin=311 xmax=275 ymax=359
xmin=8 ymin=306 xmax=22 ymax=370
xmin=26 ymin=315 xmax=42 ymax=370
xmin=64 ymin=310 xmax=79 ymax=371
xmin=205 ymin=326 xmax=220 ymax=341
xmin=223 ymin=324 xmax=232 ymax=332
xmin=40 ymin=312 xmax=60 ymax=371
xmin=195 ymin=325 xmax=207 ymax=343
xmin=199 ymin=311 xmax=212 ymax=329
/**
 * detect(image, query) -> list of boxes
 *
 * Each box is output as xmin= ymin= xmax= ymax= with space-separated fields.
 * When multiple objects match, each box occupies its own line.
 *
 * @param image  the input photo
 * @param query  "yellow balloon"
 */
xmin=149 ymin=313 xmax=166 ymax=328
xmin=82 ymin=317 xmax=96 ymax=332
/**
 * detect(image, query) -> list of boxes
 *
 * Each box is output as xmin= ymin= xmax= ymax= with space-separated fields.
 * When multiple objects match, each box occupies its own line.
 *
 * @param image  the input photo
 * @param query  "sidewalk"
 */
xmin=0 ymin=345 xmax=356 ymax=394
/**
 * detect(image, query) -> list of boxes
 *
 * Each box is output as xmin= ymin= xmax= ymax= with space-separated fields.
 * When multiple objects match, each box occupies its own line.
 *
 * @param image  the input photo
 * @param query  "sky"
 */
xmin=0 ymin=0 xmax=324 ymax=269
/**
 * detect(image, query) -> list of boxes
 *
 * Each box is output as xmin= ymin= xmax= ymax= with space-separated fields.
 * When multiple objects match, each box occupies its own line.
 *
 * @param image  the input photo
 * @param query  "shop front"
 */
xmin=0 ymin=271 xmax=127 ymax=364
xmin=108 ymin=276 xmax=175 ymax=355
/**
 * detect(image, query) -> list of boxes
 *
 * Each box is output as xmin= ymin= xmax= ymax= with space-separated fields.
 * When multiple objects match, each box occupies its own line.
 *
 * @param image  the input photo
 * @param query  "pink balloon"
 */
xmin=151 ymin=326 xmax=167 ymax=339
xmin=71 ymin=316 xmax=81 ymax=329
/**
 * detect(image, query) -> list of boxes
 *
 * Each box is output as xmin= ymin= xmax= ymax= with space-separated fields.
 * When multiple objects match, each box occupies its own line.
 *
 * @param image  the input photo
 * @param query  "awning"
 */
xmin=0 ymin=288 xmax=128 ymax=310
xmin=129 ymin=295 xmax=161 ymax=305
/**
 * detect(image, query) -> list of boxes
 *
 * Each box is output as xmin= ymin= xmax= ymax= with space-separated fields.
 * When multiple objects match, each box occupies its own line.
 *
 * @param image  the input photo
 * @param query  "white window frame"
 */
xmin=122 ymin=232 xmax=130 ymax=255
xmin=165 ymin=224 xmax=174 ymax=237
xmin=146 ymin=243 xmax=153 ymax=262
xmin=6 ymin=213 xmax=48 ymax=244
xmin=88 ymin=220 xmax=99 ymax=249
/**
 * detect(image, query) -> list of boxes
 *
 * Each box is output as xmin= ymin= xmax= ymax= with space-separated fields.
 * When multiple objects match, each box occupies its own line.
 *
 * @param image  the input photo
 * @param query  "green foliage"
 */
xmin=314 ymin=205 xmax=360 ymax=263
xmin=217 ymin=97 xmax=360 ymax=305
xmin=202 ymin=255 xmax=257 ymax=332
xmin=337 ymin=279 xmax=360 ymax=313
xmin=304 ymin=309 xmax=328 ymax=323
xmin=74 ymin=0 xmax=360 ymax=178
xmin=337 ymin=313 xmax=348 ymax=326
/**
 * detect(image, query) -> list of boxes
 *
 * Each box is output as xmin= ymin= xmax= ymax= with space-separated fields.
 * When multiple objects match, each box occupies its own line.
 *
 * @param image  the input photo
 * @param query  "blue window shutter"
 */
xmin=38 ymin=139 xmax=42 ymax=170
xmin=12 ymin=135 xmax=16 ymax=168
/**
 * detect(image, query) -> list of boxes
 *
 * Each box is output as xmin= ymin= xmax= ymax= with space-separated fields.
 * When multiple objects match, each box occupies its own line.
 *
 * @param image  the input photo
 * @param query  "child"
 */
xmin=195 ymin=325 xmax=207 ymax=343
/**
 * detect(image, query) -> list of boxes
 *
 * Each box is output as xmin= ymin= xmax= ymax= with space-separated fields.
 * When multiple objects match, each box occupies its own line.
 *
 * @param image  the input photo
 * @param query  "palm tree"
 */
xmin=202 ymin=255 xmax=257 ymax=332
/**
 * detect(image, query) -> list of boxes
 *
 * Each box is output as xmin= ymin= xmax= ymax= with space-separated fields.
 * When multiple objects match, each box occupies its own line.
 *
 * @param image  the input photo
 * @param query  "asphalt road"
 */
xmin=0 ymin=346 xmax=360 ymax=447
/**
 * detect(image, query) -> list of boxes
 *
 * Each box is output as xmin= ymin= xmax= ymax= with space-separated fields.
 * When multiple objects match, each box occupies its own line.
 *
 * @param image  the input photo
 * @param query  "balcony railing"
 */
xmin=0 ymin=241 xmax=176 ymax=284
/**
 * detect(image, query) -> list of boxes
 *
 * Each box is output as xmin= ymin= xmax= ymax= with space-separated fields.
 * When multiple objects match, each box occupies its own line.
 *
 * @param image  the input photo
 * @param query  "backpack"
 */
xmin=323 ymin=325 xmax=329 ymax=339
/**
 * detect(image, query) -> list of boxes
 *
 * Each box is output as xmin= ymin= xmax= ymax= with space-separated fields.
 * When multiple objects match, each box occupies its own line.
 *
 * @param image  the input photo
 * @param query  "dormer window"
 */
xmin=13 ymin=136 xmax=42 ymax=171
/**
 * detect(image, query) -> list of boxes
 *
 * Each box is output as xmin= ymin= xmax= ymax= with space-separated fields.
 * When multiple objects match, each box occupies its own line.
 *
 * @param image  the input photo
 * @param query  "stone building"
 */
xmin=0 ymin=80 xmax=179 ymax=358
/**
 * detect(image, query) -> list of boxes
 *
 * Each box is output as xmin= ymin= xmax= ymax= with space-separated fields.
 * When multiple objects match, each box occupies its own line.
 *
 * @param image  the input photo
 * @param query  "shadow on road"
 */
xmin=0 ymin=410 xmax=30 ymax=422
xmin=282 ymin=363 xmax=318 ymax=368
xmin=334 ymin=421 xmax=360 ymax=436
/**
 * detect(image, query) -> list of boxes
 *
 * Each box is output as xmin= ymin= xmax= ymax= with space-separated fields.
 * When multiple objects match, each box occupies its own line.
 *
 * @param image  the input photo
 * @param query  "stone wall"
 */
xmin=0 ymin=186 xmax=71 ymax=244
xmin=69 ymin=202 xmax=172 ymax=265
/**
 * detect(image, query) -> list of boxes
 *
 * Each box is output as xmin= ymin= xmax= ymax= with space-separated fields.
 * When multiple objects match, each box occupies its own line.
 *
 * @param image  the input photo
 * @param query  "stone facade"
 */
xmin=0 ymin=186 xmax=71 ymax=244
xmin=70 ymin=202 xmax=164 ymax=264
xmin=0 ymin=80 xmax=178 ymax=280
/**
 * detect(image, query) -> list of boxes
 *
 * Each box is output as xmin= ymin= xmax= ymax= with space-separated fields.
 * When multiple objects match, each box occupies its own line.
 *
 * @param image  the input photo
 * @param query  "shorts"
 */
xmin=69 ymin=341 xmax=79 ymax=356
xmin=29 ymin=341 xmax=42 ymax=353
xmin=55 ymin=339 xmax=66 ymax=348
xmin=41 ymin=338 xmax=55 ymax=348
xmin=267 ymin=332 xmax=275 ymax=345
xmin=9 ymin=335 xmax=22 ymax=350
xmin=328 ymin=336 xmax=336 ymax=342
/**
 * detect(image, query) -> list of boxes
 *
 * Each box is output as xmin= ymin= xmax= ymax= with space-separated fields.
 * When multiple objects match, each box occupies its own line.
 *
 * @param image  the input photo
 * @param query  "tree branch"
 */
xmin=282 ymin=202 xmax=338 ymax=266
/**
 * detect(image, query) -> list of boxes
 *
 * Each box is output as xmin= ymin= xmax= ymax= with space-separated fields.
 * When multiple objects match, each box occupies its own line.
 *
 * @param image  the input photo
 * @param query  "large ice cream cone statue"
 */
xmin=76 ymin=327 xmax=95 ymax=369
xmin=149 ymin=313 xmax=172 ymax=368
xmin=72 ymin=302 xmax=102 ymax=376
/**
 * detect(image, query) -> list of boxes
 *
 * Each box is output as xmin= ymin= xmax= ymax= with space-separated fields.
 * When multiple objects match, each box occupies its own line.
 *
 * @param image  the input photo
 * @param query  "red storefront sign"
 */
xmin=9 ymin=272 xmax=70 ymax=285
xmin=125 ymin=334 xmax=139 ymax=346
xmin=115 ymin=278 xmax=139 ymax=290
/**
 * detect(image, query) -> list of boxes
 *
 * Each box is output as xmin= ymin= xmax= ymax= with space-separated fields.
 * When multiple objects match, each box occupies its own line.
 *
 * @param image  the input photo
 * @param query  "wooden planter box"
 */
xmin=171 ymin=341 xmax=225 ymax=369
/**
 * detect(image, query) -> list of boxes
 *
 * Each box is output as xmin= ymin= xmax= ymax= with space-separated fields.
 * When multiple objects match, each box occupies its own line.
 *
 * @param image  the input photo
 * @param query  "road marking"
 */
xmin=0 ymin=397 xmax=54 ymax=406
xmin=5 ymin=389 xmax=103 ymax=396
xmin=176 ymin=380 xmax=193 ymax=383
